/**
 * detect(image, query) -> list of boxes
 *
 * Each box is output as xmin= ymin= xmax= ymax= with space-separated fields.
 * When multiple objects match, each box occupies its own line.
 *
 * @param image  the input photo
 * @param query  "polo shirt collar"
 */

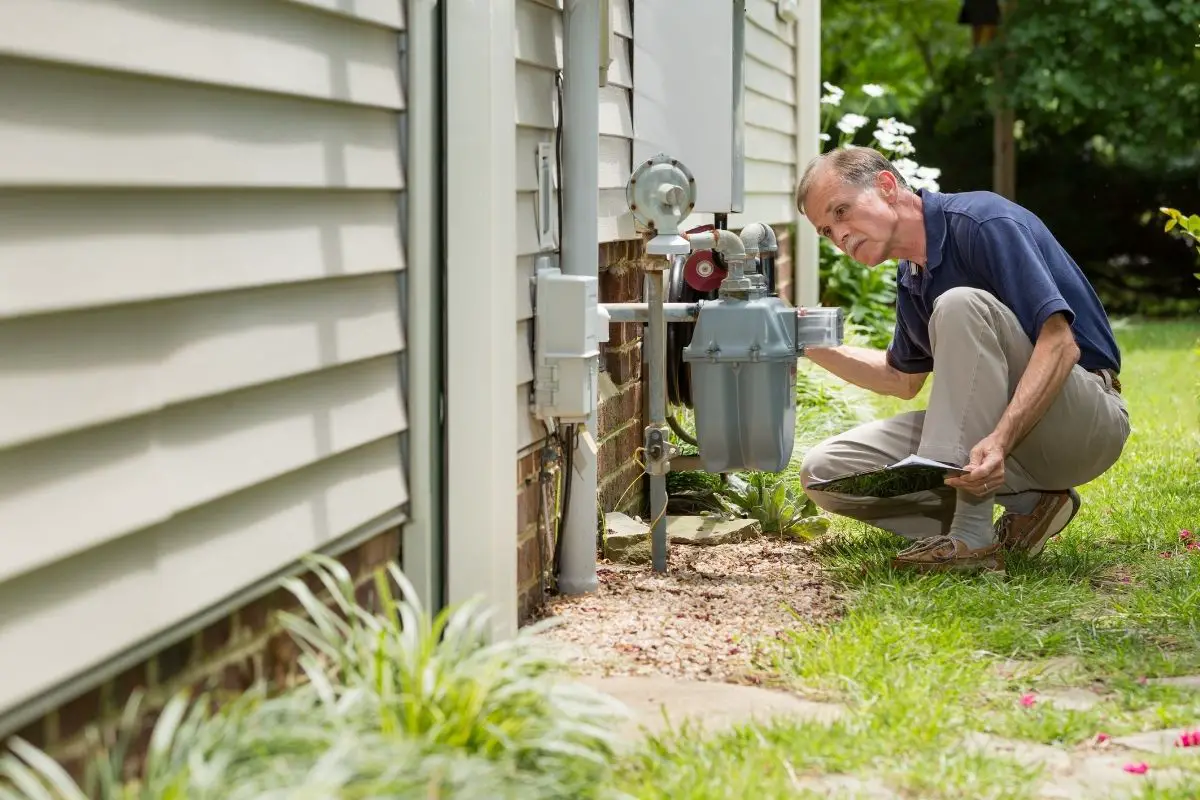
xmin=898 ymin=188 xmax=947 ymax=290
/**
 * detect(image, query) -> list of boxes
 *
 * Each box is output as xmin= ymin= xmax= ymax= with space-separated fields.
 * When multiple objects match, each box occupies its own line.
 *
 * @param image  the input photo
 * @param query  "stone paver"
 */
xmin=1114 ymin=726 xmax=1200 ymax=755
xmin=1038 ymin=754 xmax=1187 ymax=799
xmin=791 ymin=774 xmax=901 ymax=799
xmin=994 ymin=656 xmax=1086 ymax=683
xmin=667 ymin=515 xmax=762 ymax=546
xmin=1151 ymin=674 xmax=1200 ymax=689
xmin=961 ymin=732 xmax=1073 ymax=773
xmin=1038 ymin=687 xmax=1106 ymax=712
xmin=578 ymin=674 xmax=846 ymax=742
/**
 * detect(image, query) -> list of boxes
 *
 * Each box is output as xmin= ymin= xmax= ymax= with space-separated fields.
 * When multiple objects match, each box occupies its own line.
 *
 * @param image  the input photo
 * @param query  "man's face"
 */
xmin=804 ymin=169 xmax=899 ymax=267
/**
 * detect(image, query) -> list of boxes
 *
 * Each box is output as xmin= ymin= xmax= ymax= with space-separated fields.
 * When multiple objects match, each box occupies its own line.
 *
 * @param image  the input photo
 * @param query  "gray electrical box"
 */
xmin=682 ymin=296 xmax=798 ymax=473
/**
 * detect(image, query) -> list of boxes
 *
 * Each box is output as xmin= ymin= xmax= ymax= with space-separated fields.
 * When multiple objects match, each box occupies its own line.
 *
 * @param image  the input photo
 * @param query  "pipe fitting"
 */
xmin=737 ymin=222 xmax=779 ymax=257
xmin=684 ymin=228 xmax=747 ymax=260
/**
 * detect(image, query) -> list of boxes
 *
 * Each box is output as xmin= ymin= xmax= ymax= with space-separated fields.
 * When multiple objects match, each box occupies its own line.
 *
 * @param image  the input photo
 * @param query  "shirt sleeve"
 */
xmin=970 ymin=217 xmax=1075 ymax=342
xmin=886 ymin=289 xmax=934 ymax=374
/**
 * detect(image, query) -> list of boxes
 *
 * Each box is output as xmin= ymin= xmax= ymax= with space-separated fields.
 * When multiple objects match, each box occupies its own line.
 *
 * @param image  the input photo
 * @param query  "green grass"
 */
xmin=615 ymin=319 xmax=1200 ymax=799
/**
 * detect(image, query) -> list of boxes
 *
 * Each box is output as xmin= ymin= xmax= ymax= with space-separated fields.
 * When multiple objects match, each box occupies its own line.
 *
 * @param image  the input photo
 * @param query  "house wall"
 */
xmin=0 ymin=0 xmax=413 ymax=768
xmin=514 ymin=0 xmax=812 ymax=620
xmin=514 ymin=0 xmax=645 ymax=620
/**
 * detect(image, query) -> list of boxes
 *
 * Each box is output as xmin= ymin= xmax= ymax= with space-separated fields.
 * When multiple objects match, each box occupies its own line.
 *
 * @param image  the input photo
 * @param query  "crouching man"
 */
xmin=795 ymin=146 xmax=1130 ymax=572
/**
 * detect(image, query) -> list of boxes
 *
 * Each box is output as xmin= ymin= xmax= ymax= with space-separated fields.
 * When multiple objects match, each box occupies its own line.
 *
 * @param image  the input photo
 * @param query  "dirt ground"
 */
xmin=534 ymin=535 xmax=845 ymax=685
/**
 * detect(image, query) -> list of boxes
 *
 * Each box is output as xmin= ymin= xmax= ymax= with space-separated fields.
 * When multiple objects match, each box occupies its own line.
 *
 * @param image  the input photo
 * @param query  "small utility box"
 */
xmin=632 ymin=0 xmax=746 ymax=215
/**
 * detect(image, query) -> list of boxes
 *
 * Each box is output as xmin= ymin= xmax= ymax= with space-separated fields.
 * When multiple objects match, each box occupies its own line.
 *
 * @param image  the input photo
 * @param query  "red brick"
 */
xmin=517 ymin=534 xmax=546 ymax=587
xmin=598 ymin=422 xmax=644 ymax=477
xmin=605 ymin=342 xmax=641 ymax=383
xmin=598 ymin=380 xmax=642 ymax=438
xmin=156 ymin=636 xmax=196 ymax=686
xmin=599 ymin=266 xmax=643 ymax=303
xmin=599 ymin=460 xmax=646 ymax=514
xmin=113 ymin=662 xmax=149 ymax=702
xmin=517 ymin=451 xmax=540 ymax=484
xmin=517 ymin=480 xmax=542 ymax=532
xmin=264 ymin=630 xmax=301 ymax=688
xmin=200 ymin=616 xmax=233 ymax=656
xmin=57 ymin=686 xmax=103 ymax=744
xmin=12 ymin=718 xmax=47 ymax=751
xmin=606 ymin=320 xmax=643 ymax=349
xmin=220 ymin=655 xmax=260 ymax=693
xmin=358 ymin=527 xmax=401 ymax=572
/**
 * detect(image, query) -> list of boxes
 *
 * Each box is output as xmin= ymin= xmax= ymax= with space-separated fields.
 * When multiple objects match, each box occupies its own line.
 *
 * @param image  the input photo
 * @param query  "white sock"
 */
xmin=949 ymin=490 xmax=997 ymax=550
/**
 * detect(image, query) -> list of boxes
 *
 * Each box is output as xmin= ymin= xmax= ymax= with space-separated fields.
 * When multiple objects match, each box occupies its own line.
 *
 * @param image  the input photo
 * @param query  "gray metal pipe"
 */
xmin=646 ymin=266 xmax=669 ymax=573
xmin=602 ymin=302 xmax=698 ymax=322
xmin=557 ymin=0 xmax=601 ymax=597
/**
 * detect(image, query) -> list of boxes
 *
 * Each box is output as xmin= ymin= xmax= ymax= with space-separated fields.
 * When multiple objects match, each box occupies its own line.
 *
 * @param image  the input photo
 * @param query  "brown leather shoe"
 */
xmin=996 ymin=490 xmax=1081 ymax=557
xmin=891 ymin=535 xmax=1005 ymax=573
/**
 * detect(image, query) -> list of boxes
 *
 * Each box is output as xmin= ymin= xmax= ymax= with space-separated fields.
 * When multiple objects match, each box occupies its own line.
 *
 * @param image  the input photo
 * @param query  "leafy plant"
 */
xmin=0 ymin=556 xmax=632 ymax=800
xmin=721 ymin=472 xmax=819 ymax=539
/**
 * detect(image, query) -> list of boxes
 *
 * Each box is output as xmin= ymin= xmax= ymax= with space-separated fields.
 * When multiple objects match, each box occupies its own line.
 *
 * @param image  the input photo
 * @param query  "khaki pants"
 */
xmin=800 ymin=287 xmax=1131 ymax=542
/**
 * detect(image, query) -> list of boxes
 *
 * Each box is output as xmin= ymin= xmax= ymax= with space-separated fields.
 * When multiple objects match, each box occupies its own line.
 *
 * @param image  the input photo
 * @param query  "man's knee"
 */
xmin=798 ymin=440 xmax=835 ymax=490
xmin=930 ymin=286 xmax=995 ymax=327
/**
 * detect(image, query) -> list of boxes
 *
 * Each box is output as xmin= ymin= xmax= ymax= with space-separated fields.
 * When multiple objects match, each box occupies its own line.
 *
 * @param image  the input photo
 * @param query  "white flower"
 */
xmin=836 ymin=113 xmax=869 ymax=134
xmin=819 ymin=133 xmax=831 ymax=141
xmin=910 ymin=165 xmax=941 ymax=192
xmin=893 ymin=158 xmax=920 ymax=179
xmin=916 ymin=166 xmax=941 ymax=181
xmin=876 ymin=117 xmax=916 ymax=137
xmin=862 ymin=83 xmax=886 ymax=98
xmin=821 ymin=81 xmax=844 ymax=106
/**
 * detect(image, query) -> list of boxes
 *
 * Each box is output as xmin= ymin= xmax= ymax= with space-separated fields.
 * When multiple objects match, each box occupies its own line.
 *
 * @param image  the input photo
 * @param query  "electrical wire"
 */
xmin=552 ymin=423 xmax=576 ymax=585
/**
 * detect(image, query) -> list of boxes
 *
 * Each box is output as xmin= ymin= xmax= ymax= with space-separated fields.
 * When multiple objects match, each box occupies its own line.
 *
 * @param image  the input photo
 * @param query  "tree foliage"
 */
xmin=973 ymin=0 xmax=1200 ymax=169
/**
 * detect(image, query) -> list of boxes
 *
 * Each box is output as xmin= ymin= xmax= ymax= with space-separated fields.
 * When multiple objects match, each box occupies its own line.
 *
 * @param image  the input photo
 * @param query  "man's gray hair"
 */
xmin=794 ymin=146 xmax=910 ymax=215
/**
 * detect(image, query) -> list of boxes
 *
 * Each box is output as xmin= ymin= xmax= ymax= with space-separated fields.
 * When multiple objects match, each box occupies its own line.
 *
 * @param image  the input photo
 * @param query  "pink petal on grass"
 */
xmin=1182 ymin=529 xmax=1194 ymax=539
xmin=1160 ymin=552 xmax=1174 ymax=559
xmin=1123 ymin=762 xmax=1149 ymax=774
xmin=1095 ymin=732 xmax=1111 ymax=744
xmin=1176 ymin=730 xmax=1200 ymax=748
xmin=1020 ymin=693 xmax=1037 ymax=707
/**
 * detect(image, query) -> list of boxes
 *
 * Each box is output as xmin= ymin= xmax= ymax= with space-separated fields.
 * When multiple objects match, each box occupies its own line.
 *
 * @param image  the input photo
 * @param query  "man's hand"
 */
xmin=945 ymin=432 xmax=1008 ymax=497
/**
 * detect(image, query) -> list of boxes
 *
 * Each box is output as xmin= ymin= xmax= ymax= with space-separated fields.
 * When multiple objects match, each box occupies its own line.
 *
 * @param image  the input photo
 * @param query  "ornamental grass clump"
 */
xmin=0 ymin=556 xmax=632 ymax=800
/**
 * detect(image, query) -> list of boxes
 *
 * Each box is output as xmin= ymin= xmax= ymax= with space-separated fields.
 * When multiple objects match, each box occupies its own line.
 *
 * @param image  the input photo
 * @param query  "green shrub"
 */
xmin=0 ymin=557 xmax=632 ymax=800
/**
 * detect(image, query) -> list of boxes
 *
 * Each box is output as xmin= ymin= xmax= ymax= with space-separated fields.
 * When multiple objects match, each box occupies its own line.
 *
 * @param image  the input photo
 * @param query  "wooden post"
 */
xmin=992 ymin=0 xmax=1016 ymax=199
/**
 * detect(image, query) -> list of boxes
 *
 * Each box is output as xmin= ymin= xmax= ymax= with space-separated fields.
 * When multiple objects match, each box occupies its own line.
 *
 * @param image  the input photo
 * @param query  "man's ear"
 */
xmin=876 ymin=170 xmax=899 ymax=202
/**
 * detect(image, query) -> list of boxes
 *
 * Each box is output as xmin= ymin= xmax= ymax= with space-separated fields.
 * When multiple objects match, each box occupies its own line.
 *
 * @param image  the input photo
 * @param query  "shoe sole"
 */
xmin=891 ymin=554 xmax=1006 ymax=574
xmin=1023 ymin=489 xmax=1081 ymax=557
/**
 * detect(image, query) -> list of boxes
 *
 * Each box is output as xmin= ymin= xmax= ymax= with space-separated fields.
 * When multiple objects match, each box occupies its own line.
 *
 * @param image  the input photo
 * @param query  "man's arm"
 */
xmin=993 ymin=312 xmax=1079 ymax=451
xmin=946 ymin=312 xmax=1079 ymax=496
xmin=806 ymin=345 xmax=929 ymax=399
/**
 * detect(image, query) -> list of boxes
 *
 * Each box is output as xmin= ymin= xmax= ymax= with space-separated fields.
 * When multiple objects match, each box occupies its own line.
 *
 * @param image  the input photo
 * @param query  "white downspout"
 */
xmin=794 ymin=0 xmax=822 ymax=307
xmin=558 ymin=0 xmax=601 ymax=596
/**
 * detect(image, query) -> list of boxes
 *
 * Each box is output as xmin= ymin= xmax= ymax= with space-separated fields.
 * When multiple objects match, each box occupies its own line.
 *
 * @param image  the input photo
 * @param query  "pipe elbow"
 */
xmin=684 ymin=228 xmax=746 ymax=260
xmin=738 ymin=222 xmax=771 ymax=256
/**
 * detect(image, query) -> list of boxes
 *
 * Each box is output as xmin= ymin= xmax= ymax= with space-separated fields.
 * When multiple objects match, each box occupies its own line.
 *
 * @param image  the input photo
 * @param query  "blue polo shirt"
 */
xmin=886 ymin=189 xmax=1122 ymax=375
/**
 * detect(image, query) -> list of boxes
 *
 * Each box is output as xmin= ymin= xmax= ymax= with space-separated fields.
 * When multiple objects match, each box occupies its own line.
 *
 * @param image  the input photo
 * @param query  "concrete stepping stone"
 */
xmin=1150 ymin=675 xmax=1200 ymax=689
xmin=1114 ymin=726 xmax=1200 ymax=755
xmin=994 ymin=656 xmax=1086 ymax=683
xmin=790 ymin=774 xmax=901 ymax=799
xmin=578 ymin=674 xmax=846 ymax=742
xmin=1038 ymin=687 xmax=1105 ymax=712
xmin=1038 ymin=754 xmax=1187 ymax=799
xmin=960 ymin=732 xmax=1073 ymax=773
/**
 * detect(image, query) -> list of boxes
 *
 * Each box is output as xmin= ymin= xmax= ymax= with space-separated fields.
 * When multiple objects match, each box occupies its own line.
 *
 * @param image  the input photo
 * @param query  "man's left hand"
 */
xmin=945 ymin=432 xmax=1009 ymax=497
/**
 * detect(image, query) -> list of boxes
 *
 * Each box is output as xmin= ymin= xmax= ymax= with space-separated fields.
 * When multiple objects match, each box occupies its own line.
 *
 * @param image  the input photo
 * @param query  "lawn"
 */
xmin=615 ymin=319 xmax=1200 ymax=799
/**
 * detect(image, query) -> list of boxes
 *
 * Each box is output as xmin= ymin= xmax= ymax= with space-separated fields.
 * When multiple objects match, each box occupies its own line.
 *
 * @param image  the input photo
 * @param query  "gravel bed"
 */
xmin=534 ymin=535 xmax=845 ymax=684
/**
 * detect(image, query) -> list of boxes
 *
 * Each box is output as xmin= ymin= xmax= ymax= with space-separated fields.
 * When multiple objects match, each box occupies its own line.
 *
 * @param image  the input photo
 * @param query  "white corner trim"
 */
xmin=444 ymin=0 xmax=519 ymax=640
xmin=794 ymin=0 xmax=821 ymax=307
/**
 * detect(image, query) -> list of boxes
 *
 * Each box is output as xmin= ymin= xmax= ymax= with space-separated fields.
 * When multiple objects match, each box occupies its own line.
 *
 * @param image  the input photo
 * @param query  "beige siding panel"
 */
xmin=0 ymin=356 xmax=407 ymax=585
xmin=728 ymin=193 xmax=797 ymax=229
xmin=517 ymin=256 xmax=536 ymax=321
xmin=745 ymin=125 xmax=797 ymax=166
xmin=515 ymin=63 xmax=558 ymax=130
xmin=517 ymin=191 xmax=546 ymax=257
xmin=0 ymin=0 xmax=403 ymax=109
xmin=283 ymin=0 xmax=406 ymax=28
xmin=0 ymin=275 xmax=404 ymax=450
xmin=0 ymin=191 xmax=404 ymax=318
xmin=611 ymin=0 xmax=633 ymax=38
xmin=607 ymin=35 xmax=633 ymax=89
xmin=516 ymin=320 xmax=534 ymax=384
xmin=517 ymin=384 xmax=540 ymax=450
xmin=745 ymin=20 xmax=795 ymax=77
xmin=0 ymin=437 xmax=406 ymax=712
xmin=747 ymin=89 xmax=797 ymax=136
xmin=598 ymin=189 xmax=637 ymax=242
xmin=515 ymin=0 xmax=561 ymax=69
xmin=599 ymin=85 xmax=634 ymax=138
xmin=516 ymin=127 xmax=556 ymax=193
xmin=746 ymin=159 xmax=799 ymax=195
xmin=599 ymin=134 xmax=632 ymax=190
xmin=0 ymin=60 xmax=403 ymax=189
xmin=745 ymin=57 xmax=796 ymax=105
xmin=746 ymin=0 xmax=796 ymax=45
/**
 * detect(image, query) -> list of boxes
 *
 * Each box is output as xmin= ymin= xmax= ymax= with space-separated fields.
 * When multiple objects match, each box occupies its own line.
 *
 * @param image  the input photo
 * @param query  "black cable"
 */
xmin=553 ymin=424 xmax=575 ymax=585
xmin=666 ymin=412 xmax=698 ymax=447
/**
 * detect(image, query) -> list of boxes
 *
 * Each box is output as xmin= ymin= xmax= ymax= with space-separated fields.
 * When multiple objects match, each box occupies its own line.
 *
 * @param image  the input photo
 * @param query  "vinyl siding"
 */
xmin=0 ymin=0 xmax=409 ymax=716
xmin=515 ymin=0 xmax=635 ymax=451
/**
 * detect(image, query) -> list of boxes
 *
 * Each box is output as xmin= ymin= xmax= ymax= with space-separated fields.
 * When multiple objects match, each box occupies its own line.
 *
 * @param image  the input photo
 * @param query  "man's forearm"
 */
xmin=805 ymin=345 xmax=925 ymax=399
xmin=993 ymin=324 xmax=1080 ymax=451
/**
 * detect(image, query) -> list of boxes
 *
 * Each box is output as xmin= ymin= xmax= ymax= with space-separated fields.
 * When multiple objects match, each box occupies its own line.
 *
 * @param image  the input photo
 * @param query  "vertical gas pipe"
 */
xmin=557 ymin=0 xmax=601 ymax=596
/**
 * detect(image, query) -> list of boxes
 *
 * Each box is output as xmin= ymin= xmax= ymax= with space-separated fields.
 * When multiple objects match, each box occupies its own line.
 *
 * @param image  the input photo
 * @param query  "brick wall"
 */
xmin=9 ymin=528 xmax=403 ymax=783
xmin=775 ymin=225 xmax=795 ymax=305
xmin=516 ymin=238 xmax=648 ymax=623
